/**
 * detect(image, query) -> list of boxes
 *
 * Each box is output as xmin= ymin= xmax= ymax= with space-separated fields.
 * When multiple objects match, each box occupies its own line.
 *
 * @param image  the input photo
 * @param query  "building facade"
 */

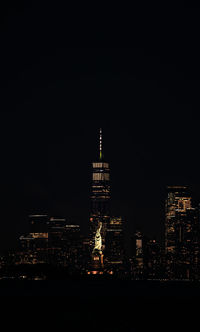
xmin=164 ymin=185 xmax=200 ymax=279
xmin=165 ymin=186 xmax=191 ymax=255
xmin=105 ymin=216 xmax=125 ymax=270
xmin=174 ymin=206 xmax=200 ymax=279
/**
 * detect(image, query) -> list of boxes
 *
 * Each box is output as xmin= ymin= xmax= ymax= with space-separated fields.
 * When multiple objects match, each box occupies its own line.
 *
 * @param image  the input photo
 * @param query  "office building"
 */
xmin=62 ymin=224 xmax=82 ymax=270
xmin=47 ymin=217 xmax=67 ymax=266
xmin=145 ymin=239 xmax=161 ymax=279
xmin=130 ymin=231 xmax=147 ymax=279
xmin=105 ymin=216 xmax=125 ymax=270
xmin=165 ymin=186 xmax=191 ymax=255
xmin=174 ymin=206 xmax=200 ymax=279
xmin=19 ymin=214 xmax=49 ymax=264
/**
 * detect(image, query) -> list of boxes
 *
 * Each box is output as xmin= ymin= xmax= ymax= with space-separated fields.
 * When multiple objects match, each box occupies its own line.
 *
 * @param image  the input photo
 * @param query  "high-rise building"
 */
xmin=47 ymin=217 xmax=67 ymax=266
xmin=165 ymin=186 xmax=191 ymax=255
xmin=145 ymin=239 xmax=161 ymax=279
xmin=19 ymin=215 xmax=83 ymax=269
xmin=174 ymin=206 xmax=200 ymax=279
xmin=89 ymin=128 xmax=111 ymax=269
xmin=46 ymin=218 xmax=82 ymax=268
xmin=105 ymin=216 xmax=125 ymax=269
xmin=130 ymin=231 xmax=145 ymax=279
xmin=130 ymin=232 xmax=162 ymax=279
xmin=165 ymin=185 xmax=193 ymax=278
xmin=19 ymin=232 xmax=48 ymax=264
xmin=19 ymin=214 xmax=49 ymax=264
xmin=47 ymin=217 xmax=66 ymax=249
xmin=61 ymin=223 xmax=84 ymax=273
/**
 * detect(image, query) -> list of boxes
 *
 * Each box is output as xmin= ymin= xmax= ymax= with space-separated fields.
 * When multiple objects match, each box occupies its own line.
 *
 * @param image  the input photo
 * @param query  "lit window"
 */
xmin=93 ymin=173 xmax=110 ymax=181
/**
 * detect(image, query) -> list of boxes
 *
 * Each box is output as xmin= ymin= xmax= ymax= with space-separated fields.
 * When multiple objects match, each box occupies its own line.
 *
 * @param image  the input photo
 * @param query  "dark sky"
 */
xmin=1 ymin=3 xmax=200 ymax=252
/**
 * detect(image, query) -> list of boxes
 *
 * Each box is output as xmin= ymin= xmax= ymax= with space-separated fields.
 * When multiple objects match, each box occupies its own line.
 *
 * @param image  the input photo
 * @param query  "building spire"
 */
xmin=99 ymin=128 xmax=103 ymax=161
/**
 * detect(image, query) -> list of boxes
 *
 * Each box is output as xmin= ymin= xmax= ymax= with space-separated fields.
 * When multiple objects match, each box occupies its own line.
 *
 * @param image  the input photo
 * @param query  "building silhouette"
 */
xmin=105 ymin=216 xmax=125 ymax=271
xmin=19 ymin=214 xmax=49 ymax=264
xmin=130 ymin=231 xmax=146 ymax=279
xmin=165 ymin=186 xmax=191 ymax=255
xmin=89 ymin=128 xmax=111 ymax=270
xmin=164 ymin=185 xmax=200 ymax=279
xmin=4 ymin=130 xmax=200 ymax=281
xmin=174 ymin=206 xmax=200 ymax=279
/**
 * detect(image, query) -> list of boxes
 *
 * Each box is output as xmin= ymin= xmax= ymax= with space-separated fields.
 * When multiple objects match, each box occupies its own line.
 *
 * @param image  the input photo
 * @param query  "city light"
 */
xmin=1 ymin=130 xmax=200 ymax=282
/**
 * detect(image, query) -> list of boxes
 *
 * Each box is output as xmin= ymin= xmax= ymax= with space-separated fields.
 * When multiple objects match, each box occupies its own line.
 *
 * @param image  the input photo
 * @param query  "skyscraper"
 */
xmin=165 ymin=186 xmax=191 ymax=254
xmin=105 ymin=216 xmax=125 ymax=268
xmin=165 ymin=185 xmax=192 ymax=278
xmin=19 ymin=214 xmax=49 ymax=264
xmin=47 ymin=217 xmax=67 ymax=266
xmin=130 ymin=231 xmax=146 ymax=279
xmin=89 ymin=129 xmax=111 ymax=268
xmin=174 ymin=207 xmax=197 ymax=279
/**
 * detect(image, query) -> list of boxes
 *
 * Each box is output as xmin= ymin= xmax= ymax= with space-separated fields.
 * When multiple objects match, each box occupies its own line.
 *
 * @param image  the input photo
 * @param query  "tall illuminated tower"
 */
xmin=165 ymin=185 xmax=192 ymax=278
xmin=165 ymin=186 xmax=191 ymax=254
xmin=89 ymin=128 xmax=110 ymax=268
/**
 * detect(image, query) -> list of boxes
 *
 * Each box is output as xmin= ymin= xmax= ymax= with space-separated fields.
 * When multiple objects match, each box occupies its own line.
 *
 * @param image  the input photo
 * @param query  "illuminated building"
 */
xmin=47 ymin=217 xmax=66 ymax=248
xmin=130 ymin=232 xmax=162 ymax=279
xmin=89 ymin=128 xmax=110 ymax=269
xmin=47 ymin=218 xmax=82 ymax=268
xmin=192 ymin=204 xmax=200 ymax=279
xmin=165 ymin=186 xmax=191 ymax=255
xmin=130 ymin=231 xmax=147 ymax=279
xmin=105 ymin=216 xmax=125 ymax=271
xmin=19 ymin=214 xmax=83 ymax=269
xmin=47 ymin=217 xmax=67 ymax=265
xmin=174 ymin=207 xmax=200 ymax=279
xmin=81 ymin=237 xmax=91 ymax=270
xmin=164 ymin=186 xmax=200 ymax=279
xmin=145 ymin=239 xmax=161 ymax=279
xmin=19 ymin=232 xmax=48 ymax=264
xmin=62 ymin=224 xmax=82 ymax=270
xmin=19 ymin=214 xmax=49 ymax=264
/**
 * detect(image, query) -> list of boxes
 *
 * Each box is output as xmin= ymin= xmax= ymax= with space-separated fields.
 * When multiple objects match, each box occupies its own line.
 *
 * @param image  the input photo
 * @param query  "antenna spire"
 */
xmin=99 ymin=128 xmax=103 ymax=160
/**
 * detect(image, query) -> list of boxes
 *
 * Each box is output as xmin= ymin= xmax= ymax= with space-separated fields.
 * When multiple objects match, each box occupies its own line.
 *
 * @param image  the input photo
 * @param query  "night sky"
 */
xmin=1 ymin=3 xmax=200 ymax=252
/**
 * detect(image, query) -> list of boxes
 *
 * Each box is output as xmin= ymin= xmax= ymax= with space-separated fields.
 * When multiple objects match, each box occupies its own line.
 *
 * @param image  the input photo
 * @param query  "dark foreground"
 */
xmin=1 ymin=278 xmax=200 ymax=298
xmin=0 ymin=279 xmax=199 ymax=331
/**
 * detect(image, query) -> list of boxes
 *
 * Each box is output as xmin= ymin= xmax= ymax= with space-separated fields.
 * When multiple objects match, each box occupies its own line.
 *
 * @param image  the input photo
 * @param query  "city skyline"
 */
xmin=1 ymin=118 xmax=200 ymax=253
xmin=1 ymin=125 xmax=200 ymax=251
xmin=1 ymin=5 xmax=200 ymax=256
xmin=1 ymin=3 xmax=200 ymax=328
xmin=1 ymin=135 xmax=200 ymax=279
